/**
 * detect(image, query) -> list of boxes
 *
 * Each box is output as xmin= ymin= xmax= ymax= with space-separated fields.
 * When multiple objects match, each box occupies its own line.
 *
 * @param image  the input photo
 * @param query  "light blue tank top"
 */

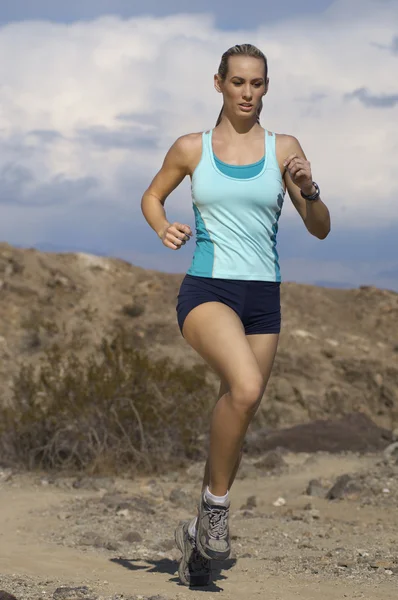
xmin=187 ymin=129 xmax=285 ymax=281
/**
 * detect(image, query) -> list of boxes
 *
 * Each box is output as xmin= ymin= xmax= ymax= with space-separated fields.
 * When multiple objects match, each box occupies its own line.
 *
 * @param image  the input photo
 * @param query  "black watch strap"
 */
xmin=301 ymin=181 xmax=320 ymax=201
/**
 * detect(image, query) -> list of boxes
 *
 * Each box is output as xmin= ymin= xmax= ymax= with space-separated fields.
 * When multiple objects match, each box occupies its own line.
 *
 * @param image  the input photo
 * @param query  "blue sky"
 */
xmin=0 ymin=0 xmax=335 ymax=29
xmin=0 ymin=0 xmax=397 ymax=291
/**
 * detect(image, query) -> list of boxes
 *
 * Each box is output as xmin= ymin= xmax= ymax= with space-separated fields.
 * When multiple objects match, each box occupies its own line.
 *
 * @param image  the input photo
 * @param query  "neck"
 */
xmin=216 ymin=114 xmax=261 ymax=137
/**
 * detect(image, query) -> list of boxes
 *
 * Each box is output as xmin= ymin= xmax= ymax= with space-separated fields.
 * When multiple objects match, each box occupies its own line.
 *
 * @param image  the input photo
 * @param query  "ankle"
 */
xmin=205 ymin=485 xmax=229 ymax=505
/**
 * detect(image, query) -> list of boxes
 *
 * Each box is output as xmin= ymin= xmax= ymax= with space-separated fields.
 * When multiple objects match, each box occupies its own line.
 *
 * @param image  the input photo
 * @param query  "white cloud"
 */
xmin=0 ymin=0 xmax=397 ymax=245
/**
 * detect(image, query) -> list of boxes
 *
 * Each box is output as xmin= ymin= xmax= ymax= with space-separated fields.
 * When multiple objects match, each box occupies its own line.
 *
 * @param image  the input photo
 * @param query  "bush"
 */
xmin=0 ymin=333 xmax=212 ymax=475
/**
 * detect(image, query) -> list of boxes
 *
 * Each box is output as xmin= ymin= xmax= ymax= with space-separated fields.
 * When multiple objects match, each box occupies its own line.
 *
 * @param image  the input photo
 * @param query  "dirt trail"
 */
xmin=1 ymin=453 xmax=398 ymax=599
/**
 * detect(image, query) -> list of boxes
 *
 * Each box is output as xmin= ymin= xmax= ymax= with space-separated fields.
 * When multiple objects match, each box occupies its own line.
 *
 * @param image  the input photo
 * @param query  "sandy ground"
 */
xmin=1 ymin=451 xmax=398 ymax=600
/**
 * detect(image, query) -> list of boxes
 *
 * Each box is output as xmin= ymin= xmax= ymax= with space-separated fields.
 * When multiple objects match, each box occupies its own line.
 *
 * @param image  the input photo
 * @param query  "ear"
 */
xmin=263 ymin=77 xmax=270 ymax=96
xmin=214 ymin=73 xmax=222 ymax=94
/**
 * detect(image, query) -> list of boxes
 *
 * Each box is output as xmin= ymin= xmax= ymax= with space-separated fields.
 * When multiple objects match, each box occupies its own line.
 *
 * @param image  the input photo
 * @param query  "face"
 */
xmin=214 ymin=55 xmax=269 ymax=120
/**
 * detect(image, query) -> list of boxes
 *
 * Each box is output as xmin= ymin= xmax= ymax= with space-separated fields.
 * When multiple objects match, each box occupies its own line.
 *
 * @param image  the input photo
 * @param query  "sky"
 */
xmin=0 ymin=0 xmax=397 ymax=290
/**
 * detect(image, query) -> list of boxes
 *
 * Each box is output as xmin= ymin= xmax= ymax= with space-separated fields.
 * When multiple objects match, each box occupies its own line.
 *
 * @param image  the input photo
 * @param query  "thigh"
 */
xmin=246 ymin=333 xmax=279 ymax=385
xmin=217 ymin=333 xmax=279 ymax=397
xmin=182 ymin=301 xmax=261 ymax=390
xmin=177 ymin=274 xmax=242 ymax=337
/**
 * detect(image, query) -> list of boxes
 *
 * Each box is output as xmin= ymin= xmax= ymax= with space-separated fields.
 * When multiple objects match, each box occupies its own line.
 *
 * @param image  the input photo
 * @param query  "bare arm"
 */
xmin=141 ymin=135 xmax=198 ymax=249
xmin=282 ymin=136 xmax=331 ymax=240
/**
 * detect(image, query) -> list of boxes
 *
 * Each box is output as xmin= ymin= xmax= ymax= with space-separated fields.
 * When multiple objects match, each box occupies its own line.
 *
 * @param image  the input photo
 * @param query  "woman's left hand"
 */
xmin=283 ymin=153 xmax=313 ymax=195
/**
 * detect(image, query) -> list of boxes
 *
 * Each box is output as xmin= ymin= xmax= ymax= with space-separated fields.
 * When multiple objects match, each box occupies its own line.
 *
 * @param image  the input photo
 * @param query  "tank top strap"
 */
xmin=202 ymin=130 xmax=212 ymax=158
xmin=265 ymin=129 xmax=275 ymax=156
xmin=265 ymin=129 xmax=281 ymax=172
xmin=202 ymin=128 xmax=277 ymax=167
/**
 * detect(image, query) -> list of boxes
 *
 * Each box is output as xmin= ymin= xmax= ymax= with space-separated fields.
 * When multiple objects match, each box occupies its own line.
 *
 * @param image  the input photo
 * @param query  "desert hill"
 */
xmin=0 ymin=241 xmax=397 ymax=431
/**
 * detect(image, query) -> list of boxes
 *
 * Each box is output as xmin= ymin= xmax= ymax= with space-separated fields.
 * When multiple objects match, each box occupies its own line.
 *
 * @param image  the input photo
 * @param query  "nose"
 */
xmin=242 ymin=84 xmax=252 ymax=101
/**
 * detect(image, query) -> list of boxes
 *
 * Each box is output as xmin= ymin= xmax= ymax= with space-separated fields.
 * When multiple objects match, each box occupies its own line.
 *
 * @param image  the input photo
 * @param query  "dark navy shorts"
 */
xmin=176 ymin=274 xmax=281 ymax=337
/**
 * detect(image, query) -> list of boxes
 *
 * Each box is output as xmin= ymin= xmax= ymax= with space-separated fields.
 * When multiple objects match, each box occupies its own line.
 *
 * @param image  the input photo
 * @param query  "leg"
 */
xmin=201 ymin=379 xmax=239 ymax=492
xmin=183 ymin=301 xmax=278 ymax=496
xmin=201 ymin=334 xmax=279 ymax=493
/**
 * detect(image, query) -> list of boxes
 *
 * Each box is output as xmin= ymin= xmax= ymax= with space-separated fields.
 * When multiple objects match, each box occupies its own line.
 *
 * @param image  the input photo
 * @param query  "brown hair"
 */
xmin=215 ymin=43 xmax=268 ymax=126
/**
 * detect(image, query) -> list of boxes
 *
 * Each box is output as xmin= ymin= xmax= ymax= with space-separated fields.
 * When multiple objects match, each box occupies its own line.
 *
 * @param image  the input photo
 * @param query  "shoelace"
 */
xmin=206 ymin=505 xmax=229 ymax=539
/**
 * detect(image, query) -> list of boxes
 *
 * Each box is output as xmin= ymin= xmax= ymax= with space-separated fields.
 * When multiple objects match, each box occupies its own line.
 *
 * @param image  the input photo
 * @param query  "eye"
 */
xmin=232 ymin=81 xmax=243 ymax=86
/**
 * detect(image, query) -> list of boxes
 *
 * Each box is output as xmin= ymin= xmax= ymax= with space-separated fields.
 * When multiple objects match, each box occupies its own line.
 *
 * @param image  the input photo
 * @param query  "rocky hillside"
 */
xmin=0 ymin=241 xmax=397 ymax=430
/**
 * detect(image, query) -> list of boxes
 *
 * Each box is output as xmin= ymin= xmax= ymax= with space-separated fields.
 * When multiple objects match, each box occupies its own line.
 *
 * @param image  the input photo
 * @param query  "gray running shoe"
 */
xmin=175 ymin=520 xmax=212 ymax=587
xmin=196 ymin=494 xmax=231 ymax=560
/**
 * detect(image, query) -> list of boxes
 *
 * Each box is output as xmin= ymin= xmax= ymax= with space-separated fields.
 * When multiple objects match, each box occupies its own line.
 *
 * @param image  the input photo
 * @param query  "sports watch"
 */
xmin=300 ymin=181 xmax=320 ymax=202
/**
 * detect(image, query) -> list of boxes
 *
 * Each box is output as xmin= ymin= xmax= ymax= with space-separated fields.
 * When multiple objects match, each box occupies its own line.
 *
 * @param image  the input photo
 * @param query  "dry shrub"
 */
xmin=0 ymin=334 xmax=212 ymax=475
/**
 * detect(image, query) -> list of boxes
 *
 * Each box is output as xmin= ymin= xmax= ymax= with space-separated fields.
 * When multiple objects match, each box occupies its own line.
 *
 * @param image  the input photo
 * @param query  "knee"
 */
xmin=230 ymin=377 xmax=264 ymax=414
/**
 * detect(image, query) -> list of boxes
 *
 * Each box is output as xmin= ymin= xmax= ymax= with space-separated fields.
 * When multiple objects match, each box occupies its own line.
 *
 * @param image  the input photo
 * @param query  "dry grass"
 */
xmin=0 ymin=333 xmax=213 ymax=475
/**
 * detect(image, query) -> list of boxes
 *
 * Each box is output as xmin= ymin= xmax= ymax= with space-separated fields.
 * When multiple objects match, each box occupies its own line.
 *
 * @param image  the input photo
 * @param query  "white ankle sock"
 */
xmin=204 ymin=485 xmax=229 ymax=505
xmin=188 ymin=517 xmax=197 ymax=539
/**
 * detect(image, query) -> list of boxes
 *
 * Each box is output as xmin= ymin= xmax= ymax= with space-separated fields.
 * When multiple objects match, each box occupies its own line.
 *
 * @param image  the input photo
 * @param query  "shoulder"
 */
xmin=172 ymin=132 xmax=203 ymax=155
xmin=275 ymin=133 xmax=306 ymax=160
xmin=166 ymin=132 xmax=203 ymax=173
xmin=275 ymin=133 xmax=302 ymax=151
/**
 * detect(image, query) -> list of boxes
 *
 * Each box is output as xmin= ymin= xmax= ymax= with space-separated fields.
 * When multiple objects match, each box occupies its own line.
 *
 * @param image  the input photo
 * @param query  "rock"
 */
xmin=273 ymin=497 xmax=286 ymax=507
xmin=72 ymin=477 xmax=115 ymax=491
xmin=140 ymin=479 xmax=165 ymax=501
xmin=53 ymin=587 xmax=98 ymax=600
xmin=306 ymin=479 xmax=327 ymax=498
xmin=292 ymin=329 xmax=317 ymax=339
xmin=254 ymin=450 xmax=287 ymax=472
xmin=326 ymin=474 xmax=360 ymax=500
xmin=116 ymin=509 xmax=131 ymax=518
xmin=154 ymin=538 xmax=175 ymax=552
xmin=236 ymin=461 xmax=260 ymax=479
xmin=0 ymin=592 xmax=19 ymax=600
xmin=169 ymin=487 xmax=195 ymax=510
xmin=337 ymin=560 xmax=355 ymax=568
xmin=240 ymin=495 xmax=257 ymax=510
xmin=383 ymin=442 xmax=398 ymax=460
xmin=101 ymin=493 xmax=155 ymax=514
xmin=369 ymin=560 xmax=395 ymax=570
xmin=309 ymin=509 xmax=320 ymax=520
xmin=78 ymin=532 xmax=118 ymax=550
xmin=123 ymin=530 xmax=143 ymax=543
xmin=245 ymin=413 xmax=392 ymax=454
xmin=0 ymin=469 xmax=13 ymax=483
xmin=57 ymin=512 xmax=71 ymax=521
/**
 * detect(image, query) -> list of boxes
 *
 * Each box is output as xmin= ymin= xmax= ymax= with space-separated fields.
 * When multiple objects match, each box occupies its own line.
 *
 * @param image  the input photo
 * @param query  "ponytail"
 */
xmin=215 ymin=105 xmax=224 ymax=127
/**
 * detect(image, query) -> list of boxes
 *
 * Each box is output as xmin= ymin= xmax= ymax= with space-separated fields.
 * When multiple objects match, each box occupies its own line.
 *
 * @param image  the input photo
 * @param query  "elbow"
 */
xmin=306 ymin=225 xmax=331 ymax=240
xmin=140 ymin=191 xmax=148 ymax=214
xmin=305 ymin=216 xmax=331 ymax=240
xmin=316 ymin=224 xmax=331 ymax=240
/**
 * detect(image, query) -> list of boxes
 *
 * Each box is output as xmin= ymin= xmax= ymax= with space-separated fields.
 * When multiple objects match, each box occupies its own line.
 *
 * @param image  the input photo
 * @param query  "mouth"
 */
xmin=239 ymin=103 xmax=253 ymax=111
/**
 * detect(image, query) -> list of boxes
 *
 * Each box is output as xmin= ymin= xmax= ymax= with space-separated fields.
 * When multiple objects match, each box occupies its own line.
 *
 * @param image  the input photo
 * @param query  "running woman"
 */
xmin=141 ymin=43 xmax=331 ymax=586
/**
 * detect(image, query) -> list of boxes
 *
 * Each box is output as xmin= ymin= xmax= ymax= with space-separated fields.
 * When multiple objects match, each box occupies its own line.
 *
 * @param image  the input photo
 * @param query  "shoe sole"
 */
xmin=175 ymin=524 xmax=190 ymax=586
xmin=175 ymin=523 xmax=212 ymax=587
xmin=196 ymin=529 xmax=231 ymax=561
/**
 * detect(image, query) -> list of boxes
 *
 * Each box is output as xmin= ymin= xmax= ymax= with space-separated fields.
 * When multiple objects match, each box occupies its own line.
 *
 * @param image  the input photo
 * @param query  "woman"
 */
xmin=141 ymin=43 xmax=331 ymax=587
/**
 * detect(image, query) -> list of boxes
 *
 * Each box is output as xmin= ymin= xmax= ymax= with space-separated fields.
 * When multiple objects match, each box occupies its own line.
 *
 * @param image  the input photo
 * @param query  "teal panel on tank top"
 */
xmin=188 ymin=204 xmax=214 ymax=277
xmin=214 ymin=154 xmax=265 ymax=179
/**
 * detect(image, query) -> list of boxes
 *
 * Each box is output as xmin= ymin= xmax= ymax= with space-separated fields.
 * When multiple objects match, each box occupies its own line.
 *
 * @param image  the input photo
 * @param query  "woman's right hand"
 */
xmin=159 ymin=221 xmax=192 ymax=250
